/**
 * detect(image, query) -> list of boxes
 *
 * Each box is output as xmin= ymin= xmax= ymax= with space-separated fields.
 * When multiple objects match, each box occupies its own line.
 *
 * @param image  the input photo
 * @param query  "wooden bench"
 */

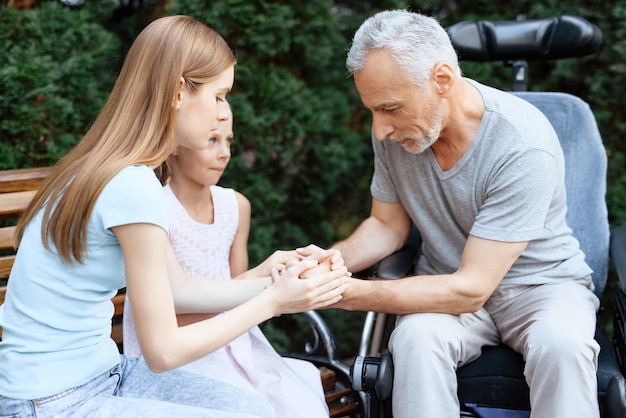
xmin=0 ymin=167 xmax=357 ymax=417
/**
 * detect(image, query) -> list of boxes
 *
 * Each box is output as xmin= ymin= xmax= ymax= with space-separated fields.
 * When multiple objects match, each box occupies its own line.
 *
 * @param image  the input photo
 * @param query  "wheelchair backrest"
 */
xmin=511 ymin=92 xmax=609 ymax=296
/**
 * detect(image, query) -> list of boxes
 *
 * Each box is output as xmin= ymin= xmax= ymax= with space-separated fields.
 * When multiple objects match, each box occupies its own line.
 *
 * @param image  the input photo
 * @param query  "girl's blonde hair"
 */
xmin=15 ymin=15 xmax=236 ymax=263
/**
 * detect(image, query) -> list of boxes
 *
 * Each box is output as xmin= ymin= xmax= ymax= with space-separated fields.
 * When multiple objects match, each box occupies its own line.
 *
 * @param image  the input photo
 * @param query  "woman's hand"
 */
xmin=266 ymin=255 xmax=348 ymax=315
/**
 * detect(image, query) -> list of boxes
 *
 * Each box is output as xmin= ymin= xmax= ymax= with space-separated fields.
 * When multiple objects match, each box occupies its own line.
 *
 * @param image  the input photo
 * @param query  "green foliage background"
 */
xmin=1 ymin=0 xmax=624 ymax=357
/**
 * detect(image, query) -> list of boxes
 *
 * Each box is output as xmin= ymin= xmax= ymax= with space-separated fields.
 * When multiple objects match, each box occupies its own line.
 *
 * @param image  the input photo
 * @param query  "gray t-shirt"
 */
xmin=370 ymin=79 xmax=592 ymax=285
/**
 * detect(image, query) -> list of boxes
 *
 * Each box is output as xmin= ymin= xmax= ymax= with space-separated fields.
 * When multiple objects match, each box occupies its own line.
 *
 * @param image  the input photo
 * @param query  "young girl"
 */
xmin=124 ymin=102 xmax=330 ymax=417
xmin=0 ymin=15 xmax=347 ymax=418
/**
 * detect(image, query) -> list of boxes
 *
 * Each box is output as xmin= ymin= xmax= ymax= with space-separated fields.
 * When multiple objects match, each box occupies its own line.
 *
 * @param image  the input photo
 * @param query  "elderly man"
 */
xmin=321 ymin=9 xmax=599 ymax=418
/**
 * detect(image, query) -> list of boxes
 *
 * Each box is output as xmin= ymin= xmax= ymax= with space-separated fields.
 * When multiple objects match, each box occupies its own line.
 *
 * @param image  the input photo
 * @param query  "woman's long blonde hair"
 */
xmin=15 ymin=15 xmax=236 ymax=264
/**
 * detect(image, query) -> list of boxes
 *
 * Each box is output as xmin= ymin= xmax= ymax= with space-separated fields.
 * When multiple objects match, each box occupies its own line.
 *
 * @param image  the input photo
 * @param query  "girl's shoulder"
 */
xmin=233 ymin=190 xmax=250 ymax=213
xmin=211 ymin=186 xmax=249 ymax=209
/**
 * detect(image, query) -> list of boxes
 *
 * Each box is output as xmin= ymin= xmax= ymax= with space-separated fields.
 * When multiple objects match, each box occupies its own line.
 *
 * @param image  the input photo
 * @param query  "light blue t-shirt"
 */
xmin=370 ymin=79 xmax=592 ymax=285
xmin=0 ymin=165 xmax=168 ymax=399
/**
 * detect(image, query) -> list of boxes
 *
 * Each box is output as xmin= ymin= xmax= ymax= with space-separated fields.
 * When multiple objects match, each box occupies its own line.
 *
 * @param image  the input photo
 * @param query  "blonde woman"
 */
xmin=0 ymin=15 xmax=347 ymax=418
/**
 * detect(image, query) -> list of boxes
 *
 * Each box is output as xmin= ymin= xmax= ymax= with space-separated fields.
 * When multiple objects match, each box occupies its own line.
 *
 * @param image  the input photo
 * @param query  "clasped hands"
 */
xmin=262 ymin=245 xmax=351 ymax=314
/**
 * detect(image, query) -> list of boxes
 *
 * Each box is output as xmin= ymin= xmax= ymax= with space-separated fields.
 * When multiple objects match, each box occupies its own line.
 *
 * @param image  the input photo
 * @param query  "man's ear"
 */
xmin=432 ymin=62 xmax=455 ymax=97
xmin=174 ymin=77 xmax=186 ymax=110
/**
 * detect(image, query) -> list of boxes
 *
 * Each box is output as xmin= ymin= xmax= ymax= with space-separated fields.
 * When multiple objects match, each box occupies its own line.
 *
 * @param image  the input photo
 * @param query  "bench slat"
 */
xmin=0 ymin=226 xmax=16 ymax=251
xmin=320 ymin=367 xmax=336 ymax=391
xmin=0 ymin=256 xmax=15 ymax=281
xmin=329 ymin=396 xmax=358 ymax=418
xmin=0 ymin=190 xmax=36 ymax=218
xmin=0 ymin=167 xmax=52 ymax=193
xmin=112 ymin=293 xmax=126 ymax=317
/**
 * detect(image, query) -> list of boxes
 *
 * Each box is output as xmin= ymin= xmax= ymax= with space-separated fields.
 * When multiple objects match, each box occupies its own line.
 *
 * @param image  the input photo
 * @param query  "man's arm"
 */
xmin=333 ymin=198 xmax=412 ymax=273
xmin=335 ymin=235 xmax=528 ymax=315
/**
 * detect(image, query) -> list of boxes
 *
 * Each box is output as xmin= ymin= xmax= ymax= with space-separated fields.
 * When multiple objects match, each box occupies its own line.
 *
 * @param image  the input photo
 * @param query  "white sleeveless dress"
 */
xmin=123 ymin=184 xmax=328 ymax=417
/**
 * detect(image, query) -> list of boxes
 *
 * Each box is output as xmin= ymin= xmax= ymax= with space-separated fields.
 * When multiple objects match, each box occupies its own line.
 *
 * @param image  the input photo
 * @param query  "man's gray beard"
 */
xmin=391 ymin=123 xmax=441 ymax=154
xmin=399 ymin=133 xmax=438 ymax=154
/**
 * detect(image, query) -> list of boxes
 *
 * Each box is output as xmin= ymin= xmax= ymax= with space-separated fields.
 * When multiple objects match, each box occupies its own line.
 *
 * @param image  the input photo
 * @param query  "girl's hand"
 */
xmin=267 ymin=258 xmax=348 ymax=315
xmin=296 ymin=245 xmax=349 ymax=279
xmin=234 ymin=250 xmax=302 ymax=280
xmin=256 ymin=249 xmax=299 ymax=276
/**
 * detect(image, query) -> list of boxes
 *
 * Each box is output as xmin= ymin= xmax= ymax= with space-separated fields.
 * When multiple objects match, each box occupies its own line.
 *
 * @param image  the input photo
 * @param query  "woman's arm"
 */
xmin=114 ymin=222 xmax=347 ymax=373
xmin=165 ymin=239 xmax=273 ymax=313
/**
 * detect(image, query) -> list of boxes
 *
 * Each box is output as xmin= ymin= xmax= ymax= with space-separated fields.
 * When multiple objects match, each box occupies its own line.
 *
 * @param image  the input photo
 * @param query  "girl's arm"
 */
xmin=114 ymin=222 xmax=347 ymax=373
xmin=229 ymin=190 xmax=304 ymax=280
xmin=229 ymin=191 xmax=250 ymax=278
xmin=235 ymin=249 xmax=300 ymax=279
xmin=178 ymin=190 xmax=252 ymax=325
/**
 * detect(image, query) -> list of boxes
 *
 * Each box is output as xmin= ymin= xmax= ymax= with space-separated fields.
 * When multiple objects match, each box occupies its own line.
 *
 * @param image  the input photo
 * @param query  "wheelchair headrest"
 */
xmin=447 ymin=16 xmax=602 ymax=62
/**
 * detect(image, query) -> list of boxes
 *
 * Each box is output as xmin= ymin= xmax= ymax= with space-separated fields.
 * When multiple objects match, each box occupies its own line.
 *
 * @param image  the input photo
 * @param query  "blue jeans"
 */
xmin=0 ymin=355 xmax=277 ymax=417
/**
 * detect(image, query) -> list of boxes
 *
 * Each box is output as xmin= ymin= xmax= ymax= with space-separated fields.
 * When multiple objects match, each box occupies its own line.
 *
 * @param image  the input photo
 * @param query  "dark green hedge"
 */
xmin=1 ymin=0 xmax=624 ymax=356
xmin=0 ymin=2 xmax=121 ymax=168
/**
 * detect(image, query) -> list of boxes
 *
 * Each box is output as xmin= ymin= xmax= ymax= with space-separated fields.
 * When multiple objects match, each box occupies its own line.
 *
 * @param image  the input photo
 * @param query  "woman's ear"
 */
xmin=174 ymin=77 xmax=186 ymax=110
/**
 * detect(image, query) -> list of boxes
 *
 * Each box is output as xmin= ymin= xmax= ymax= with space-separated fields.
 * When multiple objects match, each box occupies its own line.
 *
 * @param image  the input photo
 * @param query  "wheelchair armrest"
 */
xmin=447 ymin=15 xmax=602 ymax=62
xmin=376 ymin=245 xmax=419 ymax=280
xmin=611 ymin=226 xmax=626 ymax=293
xmin=376 ymin=226 xmax=422 ymax=280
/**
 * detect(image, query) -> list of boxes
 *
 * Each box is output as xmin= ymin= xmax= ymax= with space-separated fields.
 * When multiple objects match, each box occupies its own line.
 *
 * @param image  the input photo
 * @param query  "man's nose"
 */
xmin=372 ymin=116 xmax=393 ymax=141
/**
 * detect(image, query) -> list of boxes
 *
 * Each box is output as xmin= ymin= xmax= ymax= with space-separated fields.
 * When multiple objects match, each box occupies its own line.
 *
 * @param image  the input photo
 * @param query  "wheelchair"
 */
xmin=348 ymin=15 xmax=626 ymax=418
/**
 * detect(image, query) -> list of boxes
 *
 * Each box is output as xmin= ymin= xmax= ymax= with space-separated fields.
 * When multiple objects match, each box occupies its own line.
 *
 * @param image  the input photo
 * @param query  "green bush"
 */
xmin=0 ymin=1 xmax=122 ymax=169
